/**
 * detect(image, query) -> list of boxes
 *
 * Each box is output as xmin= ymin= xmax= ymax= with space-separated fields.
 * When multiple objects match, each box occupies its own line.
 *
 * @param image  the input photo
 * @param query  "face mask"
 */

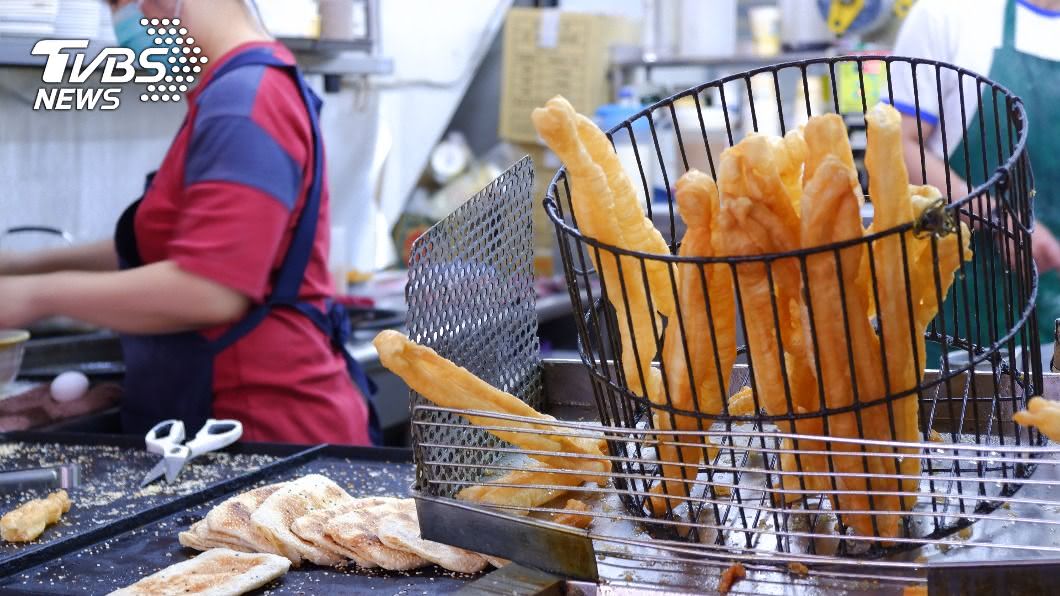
xmin=112 ymin=0 xmax=184 ymax=55
xmin=113 ymin=2 xmax=152 ymax=55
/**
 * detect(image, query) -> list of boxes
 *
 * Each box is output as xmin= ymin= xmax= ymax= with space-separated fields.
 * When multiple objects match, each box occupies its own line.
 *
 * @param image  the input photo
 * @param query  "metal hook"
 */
xmin=913 ymin=198 xmax=957 ymax=238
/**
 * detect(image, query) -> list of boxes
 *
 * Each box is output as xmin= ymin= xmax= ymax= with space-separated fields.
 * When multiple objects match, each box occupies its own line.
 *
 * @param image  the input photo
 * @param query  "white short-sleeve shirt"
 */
xmin=890 ymin=0 xmax=1060 ymax=158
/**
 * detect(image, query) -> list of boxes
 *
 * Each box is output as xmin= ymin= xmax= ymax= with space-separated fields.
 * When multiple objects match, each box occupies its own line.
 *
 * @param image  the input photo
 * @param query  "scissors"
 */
xmin=139 ymin=418 xmax=243 ymax=488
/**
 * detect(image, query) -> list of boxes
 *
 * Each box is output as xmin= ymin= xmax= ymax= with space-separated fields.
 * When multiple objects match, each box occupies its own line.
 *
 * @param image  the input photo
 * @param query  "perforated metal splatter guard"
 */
xmin=406 ymin=156 xmax=543 ymax=496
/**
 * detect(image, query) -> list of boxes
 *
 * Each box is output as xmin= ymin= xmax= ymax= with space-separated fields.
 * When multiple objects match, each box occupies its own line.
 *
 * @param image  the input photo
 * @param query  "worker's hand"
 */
xmin=1033 ymin=226 xmax=1060 ymax=274
xmin=0 ymin=276 xmax=42 ymax=328
xmin=0 ymin=252 xmax=23 ymax=276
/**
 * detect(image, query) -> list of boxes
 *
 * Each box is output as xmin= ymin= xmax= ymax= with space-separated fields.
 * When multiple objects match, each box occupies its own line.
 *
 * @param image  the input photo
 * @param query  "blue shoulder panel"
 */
xmin=184 ymin=115 xmax=301 ymax=211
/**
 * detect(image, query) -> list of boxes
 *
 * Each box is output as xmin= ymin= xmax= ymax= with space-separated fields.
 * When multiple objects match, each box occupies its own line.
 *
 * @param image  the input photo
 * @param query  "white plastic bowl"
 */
xmin=0 ymin=330 xmax=30 ymax=388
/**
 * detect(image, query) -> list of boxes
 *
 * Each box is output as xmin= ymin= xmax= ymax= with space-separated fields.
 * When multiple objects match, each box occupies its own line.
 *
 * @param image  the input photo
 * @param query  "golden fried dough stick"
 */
xmin=532 ymin=97 xmax=663 ymax=397
xmin=909 ymin=223 xmax=972 ymax=373
xmin=719 ymin=562 xmax=746 ymax=594
xmin=551 ymin=499 xmax=593 ymax=529
xmin=1 ymin=490 xmax=71 ymax=542
xmin=727 ymin=386 xmax=757 ymax=416
xmin=646 ymin=399 xmax=693 ymax=515
xmin=717 ymin=135 xmax=802 ymax=247
xmin=642 ymin=366 xmax=690 ymax=514
xmin=805 ymin=113 xmax=874 ymax=316
xmin=649 ymin=170 xmax=735 ymax=515
xmin=575 ymin=112 xmax=675 ymax=318
xmin=717 ymin=134 xmax=831 ymax=499
xmin=717 ymin=137 xmax=812 ymax=367
xmin=715 ymin=195 xmax=828 ymax=499
xmin=457 ymin=467 xmax=592 ymax=511
xmin=1014 ymin=397 xmax=1060 ymax=442
xmin=802 ymin=156 xmax=902 ymax=538
xmin=374 ymin=331 xmax=608 ymax=478
xmin=858 ymin=183 xmax=945 ymax=322
xmin=865 ymin=103 xmax=922 ymax=502
xmin=804 ymin=114 xmax=857 ymax=184
xmin=907 ymin=186 xmax=974 ymax=388
xmin=773 ymin=128 xmax=808 ymax=210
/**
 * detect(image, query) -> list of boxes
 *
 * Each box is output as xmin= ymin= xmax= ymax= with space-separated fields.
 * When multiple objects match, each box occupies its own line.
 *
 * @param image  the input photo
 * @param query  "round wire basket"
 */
xmin=544 ymin=56 xmax=1043 ymax=557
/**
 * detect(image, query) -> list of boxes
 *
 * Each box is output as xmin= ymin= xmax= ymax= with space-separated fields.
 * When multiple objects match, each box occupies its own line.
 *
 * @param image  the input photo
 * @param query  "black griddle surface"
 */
xmin=1 ymin=453 xmax=478 ymax=595
xmin=0 ymin=440 xmax=280 ymax=566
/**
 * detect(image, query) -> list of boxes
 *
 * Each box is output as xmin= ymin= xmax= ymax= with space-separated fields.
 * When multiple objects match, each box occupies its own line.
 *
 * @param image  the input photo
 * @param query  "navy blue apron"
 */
xmin=115 ymin=48 xmax=381 ymax=445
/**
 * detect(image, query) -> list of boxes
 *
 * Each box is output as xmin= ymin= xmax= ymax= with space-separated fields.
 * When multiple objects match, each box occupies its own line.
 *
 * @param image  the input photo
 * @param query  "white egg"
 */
xmin=50 ymin=371 xmax=89 ymax=403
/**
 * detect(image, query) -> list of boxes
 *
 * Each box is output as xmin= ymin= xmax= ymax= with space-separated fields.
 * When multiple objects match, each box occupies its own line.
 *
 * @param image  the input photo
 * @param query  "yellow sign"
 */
xmin=836 ymin=57 xmax=888 ymax=114
xmin=827 ymin=0 xmax=866 ymax=35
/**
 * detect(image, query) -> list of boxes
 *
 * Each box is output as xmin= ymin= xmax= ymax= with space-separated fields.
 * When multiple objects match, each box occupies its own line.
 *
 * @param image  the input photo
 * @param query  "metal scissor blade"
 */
xmin=163 ymin=455 xmax=186 ymax=483
xmin=139 ymin=459 xmax=167 ymax=488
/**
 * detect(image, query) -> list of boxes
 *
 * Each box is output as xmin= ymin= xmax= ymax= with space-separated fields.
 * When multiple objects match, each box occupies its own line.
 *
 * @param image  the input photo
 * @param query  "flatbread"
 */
xmin=178 ymin=520 xmax=249 ymax=553
xmin=327 ymin=501 xmax=428 ymax=571
xmin=375 ymin=501 xmax=487 ymax=574
xmin=204 ymin=483 xmax=288 ymax=556
xmin=290 ymin=497 xmax=396 ymax=568
xmin=109 ymin=548 xmax=290 ymax=596
xmin=251 ymin=474 xmax=357 ymax=566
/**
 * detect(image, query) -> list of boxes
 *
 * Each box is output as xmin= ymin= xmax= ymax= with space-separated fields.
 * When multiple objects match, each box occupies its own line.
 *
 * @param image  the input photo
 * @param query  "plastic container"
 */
xmin=673 ymin=97 xmax=728 ymax=176
xmin=779 ymin=0 xmax=832 ymax=52
xmin=319 ymin=0 xmax=355 ymax=41
xmin=0 ymin=330 xmax=30 ymax=389
xmin=595 ymin=89 xmax=654 ymax=210
xmin=678 ymin=0 xmax=735 ymax=58
xmin=748 ymin=5 xmax=781 ymax=57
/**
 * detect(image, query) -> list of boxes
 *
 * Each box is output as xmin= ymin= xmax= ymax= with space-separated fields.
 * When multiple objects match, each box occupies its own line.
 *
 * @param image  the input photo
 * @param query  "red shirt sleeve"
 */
xmin=168 ymin=111 xmax=306 ymax=302
xmin=168 ymin=181 xmax=292 ymax=302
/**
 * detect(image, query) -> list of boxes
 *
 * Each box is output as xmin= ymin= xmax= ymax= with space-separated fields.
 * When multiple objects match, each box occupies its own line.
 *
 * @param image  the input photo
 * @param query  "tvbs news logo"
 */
xmin=31 ymin=18 xmax=206 ymax=111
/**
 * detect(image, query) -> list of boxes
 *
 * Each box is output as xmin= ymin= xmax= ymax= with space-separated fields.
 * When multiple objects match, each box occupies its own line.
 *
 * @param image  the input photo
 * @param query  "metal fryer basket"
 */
xmin=406 ymin=58 xmax=1060 ymax=594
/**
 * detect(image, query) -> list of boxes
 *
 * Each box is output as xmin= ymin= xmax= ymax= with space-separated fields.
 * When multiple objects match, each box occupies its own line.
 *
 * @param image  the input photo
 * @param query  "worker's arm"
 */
xmin=0 ymin=239 xmax=119 ymax=275
xmin=900 ymin=116 xmax=963 ymax=192
xmin=900 ymin=114 xmax=1060 ymax=273
xmin=0 ymin=261 xmax=250 ymax=334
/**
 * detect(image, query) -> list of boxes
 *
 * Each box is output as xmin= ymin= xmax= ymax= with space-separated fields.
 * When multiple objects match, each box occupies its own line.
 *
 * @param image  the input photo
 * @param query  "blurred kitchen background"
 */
xmin=0 ymin=0 xmax=913 ymax=444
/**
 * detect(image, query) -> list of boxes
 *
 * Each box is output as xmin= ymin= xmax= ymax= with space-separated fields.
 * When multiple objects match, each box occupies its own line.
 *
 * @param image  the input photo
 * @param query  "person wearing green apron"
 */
xmin=892 ymin=0 xmax=1060 ymax=365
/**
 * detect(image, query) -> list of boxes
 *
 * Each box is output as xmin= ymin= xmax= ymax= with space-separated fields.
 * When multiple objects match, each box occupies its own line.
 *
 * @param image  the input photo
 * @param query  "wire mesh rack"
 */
xmin=408 ymin=56 xmax=1057 ymax=592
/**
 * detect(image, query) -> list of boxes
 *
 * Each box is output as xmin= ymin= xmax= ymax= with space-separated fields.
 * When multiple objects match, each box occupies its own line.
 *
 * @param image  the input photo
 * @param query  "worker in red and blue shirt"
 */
xmin=0 ymin=0 xmax=379 ymax=446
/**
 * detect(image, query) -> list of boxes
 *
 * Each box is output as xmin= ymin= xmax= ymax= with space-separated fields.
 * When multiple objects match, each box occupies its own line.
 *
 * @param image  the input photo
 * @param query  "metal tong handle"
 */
xmin=145 ymin=419 xmax=186 ymax=455
xmin=0 ymin=468 xmax=60 ymax=490
xmin=0 ymin=465 xmax=80 ymax=493
xmin=184 ymin=419 xmax=242 ymax=460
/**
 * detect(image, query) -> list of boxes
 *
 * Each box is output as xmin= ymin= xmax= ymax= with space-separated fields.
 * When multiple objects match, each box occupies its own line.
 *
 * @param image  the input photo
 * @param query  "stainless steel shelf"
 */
xmin=610 ymin=44 xmax=835 ymax=71
xmin=0 ymin=35 xmax=392 ymax=76
xmin=0 ymin=35 xmax=110 ymax=68
xmin=276 ymin=36 xmax=373 ymax=54
xmin=294 ymin=49 xmax=393 ymax=77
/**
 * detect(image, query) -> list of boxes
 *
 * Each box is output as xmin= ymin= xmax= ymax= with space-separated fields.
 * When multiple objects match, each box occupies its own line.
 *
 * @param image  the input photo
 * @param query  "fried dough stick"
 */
xmin=1 ymin=490 xmax=71 ymax=543
xmin=715 ymin=137 xmax=828 ymax=499
xmin=908 ymin=196 xmax=973 ymax=373
xmin=458 ymin=467 xmax=592 ymax=511
xmin=374 ymin=331 xmax=607 ymax=478
xmin=804 ymin=114 xmax=858 ymax=184
xmin=802 ymin=156 xmax=902 ymax=538
xmin=1014 ymin=397 xmax=1060 ymax=442
xmin=857 ymin=185 xmax=944 ymax=323
xmin=574 ymin=112 xmax=675 ymax=318
xmin=803 ymin=112 xmax=906 ymax=529
xmin=774 ymin=129 xmax=809 ymax=210
xmin=865 ymin=103 xmax=923 ymax=503
xmin=532 ymin=97 xmax=663 ymax=398
xmin=551 ymin=499 xmax=594 ymax=529
xmin=649 ymin=171 xmax=736 ymax=514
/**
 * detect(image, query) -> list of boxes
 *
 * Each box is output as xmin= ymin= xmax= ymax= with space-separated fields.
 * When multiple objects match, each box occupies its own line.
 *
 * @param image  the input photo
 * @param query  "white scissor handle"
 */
xmin=184 ymin=419 xmax=243 ymax=460
xmin=145 ymin=419 xmax=186 ymax=455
